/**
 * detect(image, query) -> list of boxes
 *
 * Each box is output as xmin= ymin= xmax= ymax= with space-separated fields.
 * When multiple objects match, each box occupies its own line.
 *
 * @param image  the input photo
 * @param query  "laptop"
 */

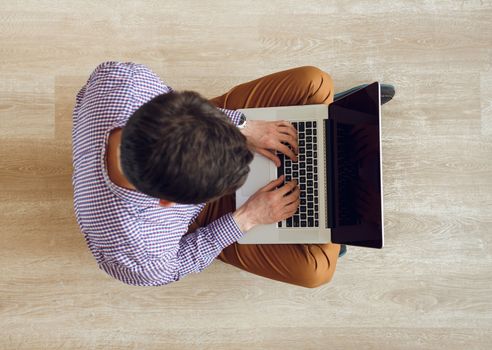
xmin=235 ymin=82 xmax=384 ymax=248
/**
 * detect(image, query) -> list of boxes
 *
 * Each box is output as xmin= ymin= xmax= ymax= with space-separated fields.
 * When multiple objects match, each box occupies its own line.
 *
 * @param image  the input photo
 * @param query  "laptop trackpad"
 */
xmin=239 ymin=155 xmax=273 ymax=197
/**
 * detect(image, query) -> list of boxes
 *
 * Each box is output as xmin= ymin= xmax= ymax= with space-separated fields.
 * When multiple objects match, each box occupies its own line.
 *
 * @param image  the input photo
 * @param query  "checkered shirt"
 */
xmin=72 ymin=61 xmax=244 ymax=286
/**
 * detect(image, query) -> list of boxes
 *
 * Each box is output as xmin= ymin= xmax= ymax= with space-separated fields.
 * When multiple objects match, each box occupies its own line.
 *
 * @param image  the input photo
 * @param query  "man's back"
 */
xmin=72 ymin=61 xmax=244 ymax=286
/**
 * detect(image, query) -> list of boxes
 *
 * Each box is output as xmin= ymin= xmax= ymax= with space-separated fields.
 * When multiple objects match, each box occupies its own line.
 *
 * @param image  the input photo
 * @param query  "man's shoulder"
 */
xmin=82 ymin=61 xmax=172 ymax=116
xmin=73 ymin=61 xmax=172 ymax=132
xmin=87 ymin=61 xmax=169 ymax=89
xmin=88 ymin=61 xmax=146 ymax=80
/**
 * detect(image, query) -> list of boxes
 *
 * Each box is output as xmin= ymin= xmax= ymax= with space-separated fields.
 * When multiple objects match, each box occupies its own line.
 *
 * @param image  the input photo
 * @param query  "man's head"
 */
xmin=120 ymin=90 xmax=254 ymax=205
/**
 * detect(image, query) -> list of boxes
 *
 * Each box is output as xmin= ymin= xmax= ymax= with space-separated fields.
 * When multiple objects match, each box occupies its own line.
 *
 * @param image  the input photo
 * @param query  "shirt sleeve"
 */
xmin=74 ymin=61 xmax=173 ymax=126
xmin=98 ymin=213 xmax=244 ymax=286
xmin=217 ymin=107 xmax=244 ymax=126
xmin=175 ymin=213 xmax=244 ymax=278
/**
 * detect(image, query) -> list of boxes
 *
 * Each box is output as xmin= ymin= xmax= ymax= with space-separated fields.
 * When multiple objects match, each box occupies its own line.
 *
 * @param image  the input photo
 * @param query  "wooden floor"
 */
xmin=1 ymin=1 xmax=491 ymax=349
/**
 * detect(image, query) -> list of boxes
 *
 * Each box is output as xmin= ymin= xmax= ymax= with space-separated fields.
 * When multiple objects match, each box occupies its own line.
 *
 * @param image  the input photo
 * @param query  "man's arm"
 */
xmin=176 ymin=175 xmax=300 ymax=279
xmin=175 ymin=213 xmax=244 ymax=278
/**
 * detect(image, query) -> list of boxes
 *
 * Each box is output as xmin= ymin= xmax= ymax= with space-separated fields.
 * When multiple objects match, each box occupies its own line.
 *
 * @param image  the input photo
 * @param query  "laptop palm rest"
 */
xmin=237 ymin=154 xmax=272 ymax=201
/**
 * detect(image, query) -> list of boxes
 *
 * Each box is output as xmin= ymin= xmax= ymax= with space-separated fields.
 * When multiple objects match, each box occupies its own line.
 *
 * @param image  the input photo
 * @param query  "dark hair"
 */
xmin=120 ymin=90 xmax=254 ymax=204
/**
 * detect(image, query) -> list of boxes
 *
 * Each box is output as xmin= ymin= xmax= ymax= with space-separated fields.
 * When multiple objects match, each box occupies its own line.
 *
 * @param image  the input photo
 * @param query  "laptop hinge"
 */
xmin=325 ymin=119 xmax=336 ymax=228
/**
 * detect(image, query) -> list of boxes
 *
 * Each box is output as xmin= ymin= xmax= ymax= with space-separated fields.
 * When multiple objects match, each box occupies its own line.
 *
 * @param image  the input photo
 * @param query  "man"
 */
xmin=73 ymin=62 xmax=346 ymax=288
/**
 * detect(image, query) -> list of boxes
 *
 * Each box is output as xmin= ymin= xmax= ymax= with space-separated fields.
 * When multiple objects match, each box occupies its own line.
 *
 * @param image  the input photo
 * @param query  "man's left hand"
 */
xmin=240 ymin=120 xmax=298 ymax=167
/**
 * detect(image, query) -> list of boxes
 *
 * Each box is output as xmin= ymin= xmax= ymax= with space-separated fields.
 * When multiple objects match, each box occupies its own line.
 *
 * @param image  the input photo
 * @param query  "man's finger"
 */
xmin=261 ymin=175 xmax=284 ymax=192
xmin=283 ymin=197 xmax=301 ymax=217
xmin=278 ymin=133 xmax=298 ymax=154
xmin=277 ymin=179 xmax=297 ymax=197
xmin=278 ymin=143 xmax=297 ymax=162
xmin=258 ymin=148 xmax=281 ymax=167
xmin=277 ymin=120 xmax=296 ymax=131
xmin=283 ymin=185 xmax=300 ymax=204
xmin=278 ymin=124 xmax=297 ymax=141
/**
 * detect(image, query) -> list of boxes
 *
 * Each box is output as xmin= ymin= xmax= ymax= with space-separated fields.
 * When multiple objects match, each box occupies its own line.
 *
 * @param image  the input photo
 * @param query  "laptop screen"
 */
xmin=327 ymin=82 xmax=383 ymax=249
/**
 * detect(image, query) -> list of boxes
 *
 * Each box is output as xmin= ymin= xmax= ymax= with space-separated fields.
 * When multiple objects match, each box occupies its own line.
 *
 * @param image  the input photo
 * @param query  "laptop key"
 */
xmin=301 ymin=220 xmax=307 ymax=227
xmin=277 ymin=153 xmax=284 ymax=175
xmin=277 ymin=166 xmax=283 ymax=178
xmin=286 ymin=217 xmax=293 ymax=227
xmin=308 ymin=217 xmax=314 ymax=227
xmin=293 ymin=216 xmax=300 ymax=227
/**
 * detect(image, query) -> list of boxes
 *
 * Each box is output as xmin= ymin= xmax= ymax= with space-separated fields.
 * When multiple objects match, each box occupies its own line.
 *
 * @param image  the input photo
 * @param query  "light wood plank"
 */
xmin=481 ymin=69 xmax=492 ymax=135
xmin=0 ymin=75 xmax=54 ymax=138
xmin=0 ymin=1 xmax=491 ymax=349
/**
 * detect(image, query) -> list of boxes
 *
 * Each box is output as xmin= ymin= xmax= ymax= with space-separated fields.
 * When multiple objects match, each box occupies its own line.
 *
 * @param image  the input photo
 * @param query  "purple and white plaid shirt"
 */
xmin=72 ymin=61 xmax=245 ymax=286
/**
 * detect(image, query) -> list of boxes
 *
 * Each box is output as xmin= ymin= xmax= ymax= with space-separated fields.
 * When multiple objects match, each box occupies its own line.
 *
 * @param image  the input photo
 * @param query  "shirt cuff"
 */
xmin=207 ymin=212 xmax=244 ymax=248
xmin=217 ymin=108 xmax=244 ymax=126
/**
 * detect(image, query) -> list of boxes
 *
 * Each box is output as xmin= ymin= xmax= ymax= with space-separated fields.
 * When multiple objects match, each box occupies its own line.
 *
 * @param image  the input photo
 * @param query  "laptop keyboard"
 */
xmin=277 ymin=121 xmax=319 ymax=228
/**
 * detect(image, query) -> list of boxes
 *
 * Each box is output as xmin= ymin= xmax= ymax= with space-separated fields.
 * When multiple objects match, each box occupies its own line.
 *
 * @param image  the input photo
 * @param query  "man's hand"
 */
xmin=240 ymin=120 xmax=298 ymax=167
xmin=232 ymin=175 xmax=300 ymax=232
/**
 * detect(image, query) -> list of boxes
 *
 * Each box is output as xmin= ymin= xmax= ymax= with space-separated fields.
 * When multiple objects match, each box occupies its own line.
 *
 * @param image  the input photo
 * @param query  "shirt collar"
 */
xmin=101 ymin=120 xmax=161 ymax=208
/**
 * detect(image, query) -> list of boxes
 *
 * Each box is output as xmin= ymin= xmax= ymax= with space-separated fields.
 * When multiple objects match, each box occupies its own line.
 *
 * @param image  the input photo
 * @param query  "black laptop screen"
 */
xmin=327 ymin=82 xmax=383 ymax=249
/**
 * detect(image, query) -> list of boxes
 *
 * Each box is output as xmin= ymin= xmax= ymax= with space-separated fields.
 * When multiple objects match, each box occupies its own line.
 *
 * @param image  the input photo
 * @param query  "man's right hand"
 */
xmin=232 ymin=175 xmax=300 ymax=232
